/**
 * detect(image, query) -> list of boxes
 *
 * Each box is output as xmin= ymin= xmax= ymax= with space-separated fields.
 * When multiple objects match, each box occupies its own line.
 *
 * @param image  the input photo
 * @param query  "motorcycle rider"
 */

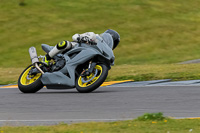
xmin=43 ymin=29 xmax=120 ymax=65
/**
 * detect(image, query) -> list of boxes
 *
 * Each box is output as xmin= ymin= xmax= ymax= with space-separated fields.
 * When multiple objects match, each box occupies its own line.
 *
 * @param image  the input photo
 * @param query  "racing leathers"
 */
xmin=43 ymin=32 xmax=98 ymax=65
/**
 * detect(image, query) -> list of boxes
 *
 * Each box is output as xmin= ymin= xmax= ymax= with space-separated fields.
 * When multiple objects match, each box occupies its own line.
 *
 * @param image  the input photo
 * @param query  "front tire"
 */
xmin=75 ymin=64 xmax=108 ymax=93
xmin=18 ymin=65 xmax=44 ymax=93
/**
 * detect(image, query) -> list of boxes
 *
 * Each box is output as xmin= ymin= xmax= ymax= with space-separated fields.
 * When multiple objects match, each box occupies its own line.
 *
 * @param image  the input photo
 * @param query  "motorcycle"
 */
xmin=18 ymin=34 xmax=115 ymax=93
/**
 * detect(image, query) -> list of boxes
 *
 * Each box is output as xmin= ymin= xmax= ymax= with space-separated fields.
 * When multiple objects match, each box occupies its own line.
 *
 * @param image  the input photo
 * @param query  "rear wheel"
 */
xmin=18 ymin=64 xmax=44 ymax=93
xmin=75 ymin=64 xmax=108 ymax=93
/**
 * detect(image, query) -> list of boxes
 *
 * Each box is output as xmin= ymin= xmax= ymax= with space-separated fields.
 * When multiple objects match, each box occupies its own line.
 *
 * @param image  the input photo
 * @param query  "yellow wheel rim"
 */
xmin=78 ymin=65 xmax=103 ymax=87
xmin=20 ymin=66 xmax=41 ymax=85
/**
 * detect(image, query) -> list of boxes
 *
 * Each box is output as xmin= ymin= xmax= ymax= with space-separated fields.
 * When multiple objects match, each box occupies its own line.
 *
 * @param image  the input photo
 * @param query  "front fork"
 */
xmin=88 ymin=61 xmax=97 ymax=73
xmin=81 ymin=61 xmax=97 ymax=77
xmin=29 ymin=47 xmax=44 ymax=74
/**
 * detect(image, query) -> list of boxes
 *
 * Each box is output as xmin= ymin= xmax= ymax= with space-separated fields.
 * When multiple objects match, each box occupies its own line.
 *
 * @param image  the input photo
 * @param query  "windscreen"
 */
xmin=101 ymin=33 xmax=114 ymax=49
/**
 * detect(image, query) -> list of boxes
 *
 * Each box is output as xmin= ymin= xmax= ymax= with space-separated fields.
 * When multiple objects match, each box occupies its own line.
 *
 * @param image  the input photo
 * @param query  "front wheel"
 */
xmin=18 ymin=64 xmax=44 ymax=93
xmin=75 ymin=64 xmax=109 ymax=93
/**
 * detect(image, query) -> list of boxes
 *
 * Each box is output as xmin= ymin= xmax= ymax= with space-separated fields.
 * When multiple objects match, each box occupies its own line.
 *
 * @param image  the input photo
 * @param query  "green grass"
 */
xmin=2 ymin=0 xmax=200 ymax=83
xmin=1 ymin=0 xmax=200 ymax=83
xmin=0 ymin=114 xmax=200 ymax=133
xmin=0 ymin=68 xmax=23 ymax=84
xmin=137 ymin=112 xmax=165 ymax=121
xmin=107 ymin=64 xmax=200 ymax=82
xmin=1 ymin=0 xmax=200 ymax=67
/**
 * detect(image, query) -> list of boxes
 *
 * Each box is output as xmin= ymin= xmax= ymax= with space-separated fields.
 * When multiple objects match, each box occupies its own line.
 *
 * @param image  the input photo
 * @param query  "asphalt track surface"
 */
xmin=1 ymin=85 xmax=200 ymax=126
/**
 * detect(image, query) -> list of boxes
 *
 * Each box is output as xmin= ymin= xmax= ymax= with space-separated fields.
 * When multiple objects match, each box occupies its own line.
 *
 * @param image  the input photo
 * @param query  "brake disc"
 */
xmin=81 ymin=69 xmax=98 ymax=83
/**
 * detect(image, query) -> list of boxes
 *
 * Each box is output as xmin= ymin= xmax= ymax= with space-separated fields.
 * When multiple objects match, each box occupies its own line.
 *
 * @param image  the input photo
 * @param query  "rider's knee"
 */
xmin=56 ymin=41 xmax=72 ymax=50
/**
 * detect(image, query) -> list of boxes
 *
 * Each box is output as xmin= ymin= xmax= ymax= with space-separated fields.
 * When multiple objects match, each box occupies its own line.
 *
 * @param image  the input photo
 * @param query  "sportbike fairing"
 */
xmin=40 ymin=34 xmax=115 ymax=89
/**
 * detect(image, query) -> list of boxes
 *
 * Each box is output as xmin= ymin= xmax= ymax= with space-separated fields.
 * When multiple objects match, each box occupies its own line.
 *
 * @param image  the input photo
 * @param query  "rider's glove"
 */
xmin=81 ymin=36 xmax=91 ymax=43
xmin=72 ymin=32 xmax=97 ymax=45
xmin=72 ymin=34 xmax=92 ymax=44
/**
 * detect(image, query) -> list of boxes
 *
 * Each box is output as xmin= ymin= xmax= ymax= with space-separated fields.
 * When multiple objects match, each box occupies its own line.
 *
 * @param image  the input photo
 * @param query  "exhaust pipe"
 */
xmin=29 ymin=47 xmax=39 ymax=64
xmin=29 ymin=47 xmax=44 ymax=74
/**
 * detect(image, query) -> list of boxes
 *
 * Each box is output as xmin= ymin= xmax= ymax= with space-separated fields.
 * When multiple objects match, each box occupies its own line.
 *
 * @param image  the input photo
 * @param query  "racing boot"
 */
xmin=42 ymin=54 xmax=51 ymax=66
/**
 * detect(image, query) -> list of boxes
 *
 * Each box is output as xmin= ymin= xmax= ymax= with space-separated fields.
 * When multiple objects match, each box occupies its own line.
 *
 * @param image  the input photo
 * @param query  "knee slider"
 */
xmin=56 ymin=41 xmax=71 ymax=50
xmin=56 ymin=41 xmax=67 ymax=50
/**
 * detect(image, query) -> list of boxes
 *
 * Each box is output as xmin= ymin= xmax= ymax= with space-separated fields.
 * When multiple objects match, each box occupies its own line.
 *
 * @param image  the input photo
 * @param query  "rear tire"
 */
xmin=75 ymin=64 xmax=108 ymax=93
xmin=18 ymin=65 xmax=44 ymax=93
